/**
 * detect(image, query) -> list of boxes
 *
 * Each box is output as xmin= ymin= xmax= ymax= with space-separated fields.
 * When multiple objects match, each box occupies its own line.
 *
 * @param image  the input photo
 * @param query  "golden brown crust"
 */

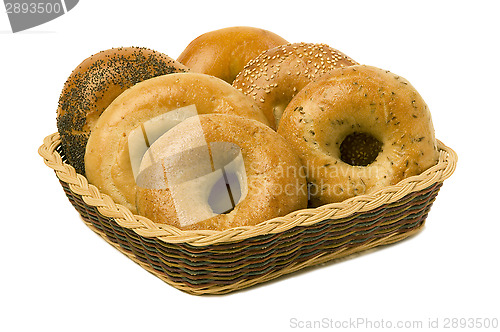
xmin=136 ymin=114 xmax=308 ymax=231
xmin=233 ymin=43 xmax=358 ymax=129
xmin=57 ymin=47 xmax=189 ymax=174
xmin=277 ymin=65 xmax=439 ymax=206
xmin=85 ymin=73 xmax=270 ymax=214
xmin=177 ymin=26 xmax=288 ymax=84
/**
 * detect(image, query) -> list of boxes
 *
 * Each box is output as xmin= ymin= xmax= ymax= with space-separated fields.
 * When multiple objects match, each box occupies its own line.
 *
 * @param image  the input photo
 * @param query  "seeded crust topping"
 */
xmin=233 ymin=43 xmax=358 ymax=127
xmin=56 ymin=47 xmax=188 ymax=175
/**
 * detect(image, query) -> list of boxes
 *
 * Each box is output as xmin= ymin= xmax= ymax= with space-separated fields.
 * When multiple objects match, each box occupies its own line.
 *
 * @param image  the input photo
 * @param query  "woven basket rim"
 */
xmin=39 ymin=132 xmax=457 ymax=246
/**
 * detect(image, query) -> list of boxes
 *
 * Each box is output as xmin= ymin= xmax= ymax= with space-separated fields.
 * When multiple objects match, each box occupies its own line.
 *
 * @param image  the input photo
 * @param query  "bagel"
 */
xmin=136 ymin=114 xmax=308 ymax=231
xmin=177 ymin=26 xmax=288 ymax=84
xmin=233 ymin=42 xmax=358 ymax=129
xmin=57 ymin=47 xmax=188 ymax=174
xmin=85 ymin=73 xmax=270 ymax=213
xmin=277 ymin=65 xmax=439 ymax=207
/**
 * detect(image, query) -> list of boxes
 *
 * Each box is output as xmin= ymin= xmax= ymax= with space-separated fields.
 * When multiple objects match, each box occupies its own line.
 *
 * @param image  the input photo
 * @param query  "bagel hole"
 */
xmin=340 ymin=132 xmax=382 ymax=166
xmin=207 ymin=170 xmax=242 ymax=215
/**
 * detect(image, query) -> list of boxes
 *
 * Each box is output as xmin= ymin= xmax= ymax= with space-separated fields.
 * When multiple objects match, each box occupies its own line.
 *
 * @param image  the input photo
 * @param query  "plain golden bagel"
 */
xmin=177 ymin=26 xmax=288 ymax=84
xmin=57 ymin=47 xmax=188 ymax=174
xmin=85 ymin=73 xmax=270 ymax=214
xmin=233 ymin=42 xmax=358 ymax=129
xmin=136 ymin=114 xmax=308 ymax=231
xmin=277 ymin=65 xmax=440 ymax=207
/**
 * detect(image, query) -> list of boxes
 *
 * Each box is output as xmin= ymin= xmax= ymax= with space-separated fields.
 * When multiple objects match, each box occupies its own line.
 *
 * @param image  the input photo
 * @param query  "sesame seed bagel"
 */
xmin=57 ymin=47 xmax=189 ymax=175
xmin=136 ymin=114 xmax=308 ymax=231
xmin=233 ymin=43 xmax=358 ymax=129
xmin=177 ymin=26 xmax=288 ymax=84
xmin=277 ymin=65 xmax=440 ymax=207
xmin=85 ymin=73 xmax=270 ymax=214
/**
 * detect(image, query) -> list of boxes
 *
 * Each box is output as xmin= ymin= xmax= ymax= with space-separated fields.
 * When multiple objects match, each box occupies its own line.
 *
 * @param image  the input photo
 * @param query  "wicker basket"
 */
xmin=39 ymin=132 xmax=457 ymax=295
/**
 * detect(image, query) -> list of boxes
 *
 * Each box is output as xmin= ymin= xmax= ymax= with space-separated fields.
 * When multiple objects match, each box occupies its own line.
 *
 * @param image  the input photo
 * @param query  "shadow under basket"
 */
xmin=39 ymin=133 xmax=457 ymax=295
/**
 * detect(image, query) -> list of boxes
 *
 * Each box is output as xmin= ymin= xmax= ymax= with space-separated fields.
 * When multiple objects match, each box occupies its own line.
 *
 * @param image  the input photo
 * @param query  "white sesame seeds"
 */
xmin=232 ymin=42 xmax=358 ymax=124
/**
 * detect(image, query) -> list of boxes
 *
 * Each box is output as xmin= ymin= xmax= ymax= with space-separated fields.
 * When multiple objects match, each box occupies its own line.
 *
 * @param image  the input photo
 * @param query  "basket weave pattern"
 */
xmin=39 ymin=133 xmax=457 ymax=295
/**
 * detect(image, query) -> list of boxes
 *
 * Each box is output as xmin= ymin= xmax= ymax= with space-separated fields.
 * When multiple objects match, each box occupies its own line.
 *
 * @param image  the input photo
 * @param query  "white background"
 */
xmin=1 ymin=1 xmax=499 ymax=331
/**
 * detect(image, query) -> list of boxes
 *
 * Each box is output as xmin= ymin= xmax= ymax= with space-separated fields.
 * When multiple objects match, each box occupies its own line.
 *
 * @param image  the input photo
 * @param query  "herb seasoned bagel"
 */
xmin=233 ymin=43 xmax=358 ymax=129
xmin=177 ymin=26 xmax=288 ymax=84
xmin=277 ymin=65 xmax=439 ymax=207
xmin=85 ymin=73 xmax=269 ymax=213
xmin=136 ymin=114 xmax=308 ymax=231
xmin=57 ymin=47 xmax=188 ymax=174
